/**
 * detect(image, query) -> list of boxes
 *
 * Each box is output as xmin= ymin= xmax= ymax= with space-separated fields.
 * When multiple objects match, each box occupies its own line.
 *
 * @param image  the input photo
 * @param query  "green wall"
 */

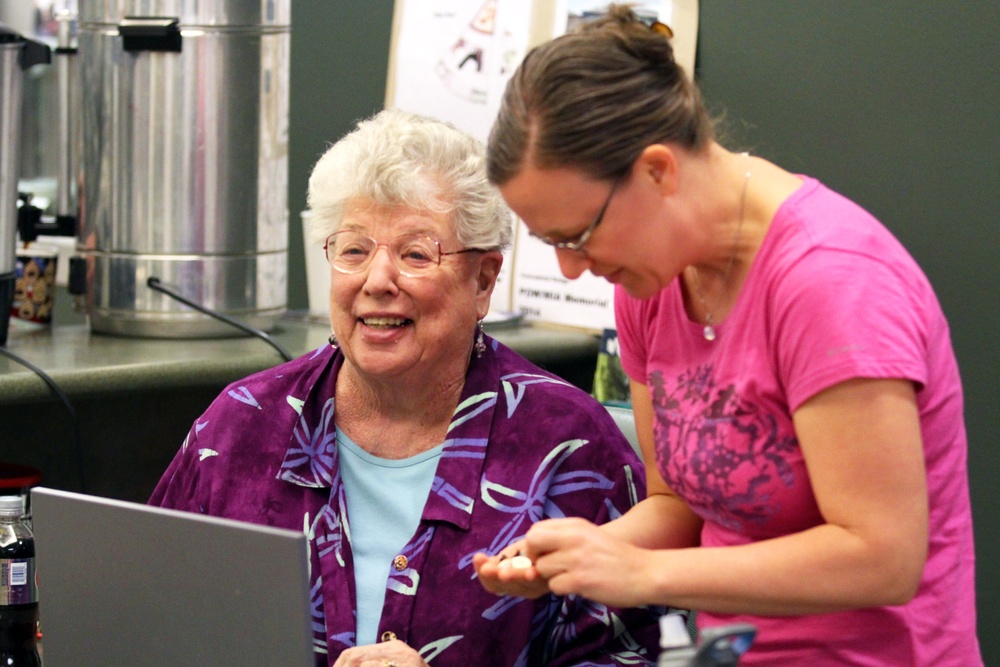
xmin=288 ymin=2 xmax=1000 ymax=661
xmin=288 ymin=1 xmax=396 ymax=303
xmin=694 ymin=3 xmax=999 ymax=661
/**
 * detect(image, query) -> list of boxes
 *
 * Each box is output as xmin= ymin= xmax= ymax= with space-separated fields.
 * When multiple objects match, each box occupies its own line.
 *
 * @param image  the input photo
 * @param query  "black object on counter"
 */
xmin=0 ymin=495 xmax=40 ymax=666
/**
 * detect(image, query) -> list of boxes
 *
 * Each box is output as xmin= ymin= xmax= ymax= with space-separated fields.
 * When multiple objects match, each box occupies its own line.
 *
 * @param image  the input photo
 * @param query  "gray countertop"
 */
xmin=1 ymin=310 xmax=600 ymax=500
xmin=0 ymin=313 xmax=600 ymax=405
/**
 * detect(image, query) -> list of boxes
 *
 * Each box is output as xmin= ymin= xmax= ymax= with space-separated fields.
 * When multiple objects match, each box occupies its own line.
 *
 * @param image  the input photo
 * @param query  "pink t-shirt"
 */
xmin=617 ymin=178 xmax=981 ymax=666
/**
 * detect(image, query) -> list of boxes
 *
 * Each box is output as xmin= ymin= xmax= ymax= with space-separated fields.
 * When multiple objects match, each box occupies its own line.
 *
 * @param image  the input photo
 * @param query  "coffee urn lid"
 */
xmin=0 ymin=22 xmax=51 ymax=68
xmin=0 ymin=21 xmax=24 ymax=43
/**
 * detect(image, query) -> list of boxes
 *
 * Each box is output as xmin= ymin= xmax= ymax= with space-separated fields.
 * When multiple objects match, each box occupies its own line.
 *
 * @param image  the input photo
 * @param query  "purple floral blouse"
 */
xmin=150 ymin=335 xmax=660 ymax=666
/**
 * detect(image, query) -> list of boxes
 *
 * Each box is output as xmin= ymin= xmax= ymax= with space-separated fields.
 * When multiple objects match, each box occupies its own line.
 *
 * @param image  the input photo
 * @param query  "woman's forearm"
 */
xmin=599 ymin=493 xmax=702 ymax=550
xmin=631 ymin=521 xmax=924 ymax=616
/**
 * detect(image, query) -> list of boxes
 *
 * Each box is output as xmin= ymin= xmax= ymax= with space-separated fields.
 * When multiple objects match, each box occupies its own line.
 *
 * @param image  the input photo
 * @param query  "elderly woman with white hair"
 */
xmin=150 ymin=109 xmax=659 ymax=667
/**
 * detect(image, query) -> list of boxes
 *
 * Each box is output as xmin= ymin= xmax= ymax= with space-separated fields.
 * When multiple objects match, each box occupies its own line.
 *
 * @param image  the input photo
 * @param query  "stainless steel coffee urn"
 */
xmin=0 ymin=23 xmax=50 ymax=347
xmin=77 ymin=0 xmax=290 ymax=337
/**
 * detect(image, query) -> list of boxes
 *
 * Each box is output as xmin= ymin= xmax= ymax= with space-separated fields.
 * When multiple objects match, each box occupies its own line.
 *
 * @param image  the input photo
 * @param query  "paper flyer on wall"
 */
xmin=390 ymin=0 xmax=534 ymax=312
xmin=389 ymin=0 xmax=695 ymax=329
xmin=508 ymin=0 xmax=676 ymax=332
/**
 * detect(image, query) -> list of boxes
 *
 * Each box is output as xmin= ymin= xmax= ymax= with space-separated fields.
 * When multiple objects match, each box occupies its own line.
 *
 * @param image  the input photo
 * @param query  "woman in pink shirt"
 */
xmin=474 ymin=5 xmax=982 ymax=665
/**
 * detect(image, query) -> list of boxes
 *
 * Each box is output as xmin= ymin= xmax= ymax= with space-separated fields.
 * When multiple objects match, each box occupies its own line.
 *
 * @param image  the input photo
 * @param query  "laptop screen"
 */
xmin=31 ymin=487 xmax=315 ymax=667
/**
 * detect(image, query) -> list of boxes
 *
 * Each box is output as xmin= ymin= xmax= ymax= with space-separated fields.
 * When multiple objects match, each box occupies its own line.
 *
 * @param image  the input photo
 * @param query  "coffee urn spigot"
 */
xmin=0 ymin=23 xmax=51 ymax=347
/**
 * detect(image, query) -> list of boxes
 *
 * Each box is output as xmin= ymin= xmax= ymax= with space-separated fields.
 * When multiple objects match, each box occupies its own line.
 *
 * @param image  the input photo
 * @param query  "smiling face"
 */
xmin=329 ymin=201 xmax=500 ymax=385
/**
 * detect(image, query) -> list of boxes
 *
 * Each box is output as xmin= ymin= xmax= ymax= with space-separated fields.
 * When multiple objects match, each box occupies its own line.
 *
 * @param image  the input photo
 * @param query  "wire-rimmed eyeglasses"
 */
xmin=324 ymin=230 xmax=488 ymax=278
xmin=528 ymin=176 xmax=623 ymax=252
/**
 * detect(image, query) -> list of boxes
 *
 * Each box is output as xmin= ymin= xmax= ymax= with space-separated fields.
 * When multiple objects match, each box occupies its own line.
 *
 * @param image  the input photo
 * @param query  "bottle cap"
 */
xmin=0 ymin=495 xmax=26 ymax=516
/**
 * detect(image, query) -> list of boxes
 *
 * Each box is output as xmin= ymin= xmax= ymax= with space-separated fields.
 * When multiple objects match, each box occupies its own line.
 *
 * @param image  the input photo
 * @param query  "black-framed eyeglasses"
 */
xmin=528 ymin=176 xmax=623 ymax=252
xmin=324 ymin=230 xmax=487 ymax=278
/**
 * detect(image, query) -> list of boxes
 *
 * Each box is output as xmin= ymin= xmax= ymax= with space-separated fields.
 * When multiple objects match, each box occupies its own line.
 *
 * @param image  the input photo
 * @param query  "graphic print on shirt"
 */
xmin=499 ymin=372 xmax=572 ymax=418
xmin=218 ymin=345 xmax=657 ymax=664
xmin=468 ymin=439 xmax=602 ymax=560
xmin=471 ymin=436 xmax=621 ymax=626
xmin=539 ymin=594 xmax=647 ymax=666
xmin=275 ymin=395 xmax=345 ymax=654
xmin=648 ymin=365 xmax=798 ymax=532
xmin=416 ymin=635 xmax=464 ymax=663
xmin=280 ymin=397 xmax=337 ymax=487
xmin=300 ymin=510 xmax=331 ymax=656
xmin=434 ymin=391 xmax=495 ymax=514
xmin=387 ymin=529 xmax=434 ymax=596
xmin=307 ymin=484 xmax=351 ymax=653
xmin=227 ymin=385 xmax=262 ymax=409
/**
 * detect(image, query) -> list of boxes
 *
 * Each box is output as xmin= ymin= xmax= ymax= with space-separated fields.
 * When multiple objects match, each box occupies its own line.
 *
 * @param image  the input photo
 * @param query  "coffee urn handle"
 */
xmin=17 ymin=36 xmax=50 ymax=70
xmin=119 ymin=17 xmax=182 ymax=53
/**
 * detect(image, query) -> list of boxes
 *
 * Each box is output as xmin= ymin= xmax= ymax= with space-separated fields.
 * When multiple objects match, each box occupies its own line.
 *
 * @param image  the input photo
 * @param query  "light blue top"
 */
xmin=335 ymin=426 xmax=444 ymax=646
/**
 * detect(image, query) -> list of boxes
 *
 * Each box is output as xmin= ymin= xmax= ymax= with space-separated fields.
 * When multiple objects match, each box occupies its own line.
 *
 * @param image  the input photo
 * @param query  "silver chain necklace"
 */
xmin=690 ymin=152 xmax=752 ymax=342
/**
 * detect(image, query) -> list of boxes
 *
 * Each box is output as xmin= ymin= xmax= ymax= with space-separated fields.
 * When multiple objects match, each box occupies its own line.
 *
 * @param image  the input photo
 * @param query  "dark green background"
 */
xmin=287 ymin=2 xmax=999 ymax=661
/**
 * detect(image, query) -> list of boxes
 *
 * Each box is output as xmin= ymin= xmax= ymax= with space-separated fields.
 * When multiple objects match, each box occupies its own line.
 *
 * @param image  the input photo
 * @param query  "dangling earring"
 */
xmin=328 ymin=333 xmax=338 ymax=347
xmin=474 ymin=320 xmax=486 ymax=359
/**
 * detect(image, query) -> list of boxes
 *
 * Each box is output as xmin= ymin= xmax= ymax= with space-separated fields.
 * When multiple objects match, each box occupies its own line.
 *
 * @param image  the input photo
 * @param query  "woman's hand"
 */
xmin=472 ymin=539 xmax=551 ymax=599
xmin=474 ymin=520 xmax=654 ymax=608
xmin=333 ymin=639 xmax=429 ymax=667
xmin=523 ymin=517 xmax=654 ymax=609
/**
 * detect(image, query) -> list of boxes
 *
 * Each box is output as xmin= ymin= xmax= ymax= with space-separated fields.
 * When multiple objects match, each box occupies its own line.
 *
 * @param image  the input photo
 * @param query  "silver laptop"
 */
xmin=31 ymin=487 xmax=315 ymax=667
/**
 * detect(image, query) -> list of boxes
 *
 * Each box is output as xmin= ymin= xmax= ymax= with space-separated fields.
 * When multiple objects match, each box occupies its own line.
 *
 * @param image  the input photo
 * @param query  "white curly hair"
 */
xmin=306 ymin=108 xmax=513 ymax=251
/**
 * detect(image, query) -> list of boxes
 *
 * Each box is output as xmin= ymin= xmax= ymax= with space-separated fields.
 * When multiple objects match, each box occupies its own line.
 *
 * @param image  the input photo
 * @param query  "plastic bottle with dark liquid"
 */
xmin=0 ymin=495 xmax=40 ymax=667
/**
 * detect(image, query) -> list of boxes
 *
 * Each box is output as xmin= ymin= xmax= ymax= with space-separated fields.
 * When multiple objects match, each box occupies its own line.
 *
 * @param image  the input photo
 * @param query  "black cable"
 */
xmin=0 ymin=346 xmax=87 ymax=493
xmin=146 ymin=277 xmax=293 ymax=362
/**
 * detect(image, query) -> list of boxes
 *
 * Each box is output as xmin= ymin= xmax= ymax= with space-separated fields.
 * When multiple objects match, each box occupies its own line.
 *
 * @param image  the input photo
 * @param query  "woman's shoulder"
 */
xmin=768 ymin=178 xmax=910 ymax=261
xmin=488 ymin=337 xmax=602 ymax=404
xmin=200 ymin=344 xmax=336 ymax=425
xmin=217 ymin=344 xmax=334 ymax=396
xmin=486 ymin=339 xmax=638 ymax=457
